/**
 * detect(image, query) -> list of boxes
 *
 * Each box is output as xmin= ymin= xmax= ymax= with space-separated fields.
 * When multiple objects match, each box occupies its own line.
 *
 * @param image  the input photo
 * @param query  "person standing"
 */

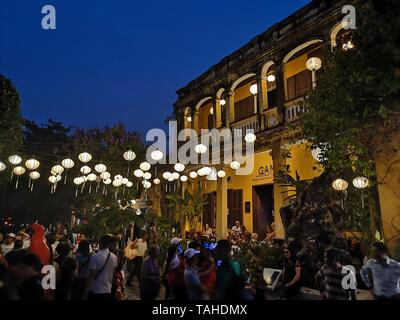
xmin=360 ymin=242 xmax=400 ymax=300
xmin=85 ymin=235 xmax=118 ymax=300
xmin=72 ymin=239 xmax=92 ymax=300
xmin=126 ymin=232 xmax=148 ymax=286
xmin=140 ymin=245 xmax=161 ymax=300
xmin=214 ymin=240 xmax=244 ymax=300
xmin=184 ymin=248 xmax=208 ymax=300
xmin=162 ymin=245 xmax=179 ymax=299
xmin=280 ymin=246 xmax=302 ymax=300
xmin=1 ymin=233 xmax=15 ymax=256
xmin=202 ymin=224 xmax=213 ymax=239
xmin=315 ymin=247 xmax=357 ymax=300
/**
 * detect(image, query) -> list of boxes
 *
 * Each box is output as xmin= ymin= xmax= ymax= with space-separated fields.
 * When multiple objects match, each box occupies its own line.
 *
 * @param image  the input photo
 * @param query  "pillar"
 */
xmin=271 ymin=140 xmax=287 ymax=239
xmin=216 ymin=176 xmax=228 ymax=239
xmin=226 ymin=90 xmax=235 ymax=127
xmin=214 ymin=99 xmax=222 ymax=129
xmin=275 ymin=63 xmax=286 ymax=125
xmin=256 ymin=74 xmax=266 ymax=131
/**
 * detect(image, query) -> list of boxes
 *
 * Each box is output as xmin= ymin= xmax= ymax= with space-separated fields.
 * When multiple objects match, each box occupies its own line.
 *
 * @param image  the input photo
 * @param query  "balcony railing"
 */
xmin=284 ymin=97 xmax=307 ymax=122
xmin=230 ymin=114 xmax=260 ymax=137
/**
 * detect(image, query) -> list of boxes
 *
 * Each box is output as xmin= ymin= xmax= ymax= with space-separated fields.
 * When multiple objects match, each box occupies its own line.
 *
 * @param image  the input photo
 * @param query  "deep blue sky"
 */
xmin=0 ymin=0 xmax=309 ymax=135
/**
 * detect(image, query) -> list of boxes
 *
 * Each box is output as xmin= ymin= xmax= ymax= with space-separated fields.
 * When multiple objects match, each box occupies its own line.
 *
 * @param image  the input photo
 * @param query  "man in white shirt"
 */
xmin=86 ymin=234 xmax=118 ymax=300
xmin=127 ymin=232 xmax=148 ymax=286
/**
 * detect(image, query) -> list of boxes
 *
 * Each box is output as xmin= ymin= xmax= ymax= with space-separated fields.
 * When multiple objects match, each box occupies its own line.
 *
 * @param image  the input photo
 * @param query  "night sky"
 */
xmin=0 ymin=0 xmax=309 ymax=135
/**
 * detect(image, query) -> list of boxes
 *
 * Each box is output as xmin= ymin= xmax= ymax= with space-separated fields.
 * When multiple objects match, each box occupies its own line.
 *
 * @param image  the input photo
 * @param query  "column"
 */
xmin=271 ymin=140 xmax=287 ymax=239
xmin=256 ymin=74 xmax=266 ymax=131
xmin=192 ymin=109 xmax=199 ymax=133
xmin=216 ymin=176 xmax=228 ymax=239
xmin=275 ymin=63 xmax=286 ymax=125
xmin=180 ymin=181 xmax=187 ymax=237
xmin=214 ymin=99 xmax=222 ymax=129
xmin=226 ymin=90 xmax=235 ymax=128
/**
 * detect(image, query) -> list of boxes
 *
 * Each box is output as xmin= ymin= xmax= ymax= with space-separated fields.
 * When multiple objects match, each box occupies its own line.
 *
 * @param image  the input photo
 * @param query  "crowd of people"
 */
xmin=0 ymin=220 xmax=399 ymax=301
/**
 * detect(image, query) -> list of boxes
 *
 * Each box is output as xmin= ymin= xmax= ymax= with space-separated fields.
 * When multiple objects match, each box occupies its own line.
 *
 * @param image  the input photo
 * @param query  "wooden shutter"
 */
xmin=203 ymin=192 xmax=216 ymax=228
xmin=227 ymin=189 xmax=243 ymax=228
xmin=234 ymin=96 xmax=254 ymax=121
xmin=287 ymin=76 xmax=296 ymax=101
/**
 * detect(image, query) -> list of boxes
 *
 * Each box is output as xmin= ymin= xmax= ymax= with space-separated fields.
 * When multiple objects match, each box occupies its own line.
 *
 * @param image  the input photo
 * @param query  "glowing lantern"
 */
xmin=153 ymin=178 xmax=161 ymax=185
xmin=140 ymin=162 xmax=151 ymax=172
xmin=78 ymin=152 xmax=92 ymax=163
xmin=194 ymin=144 xmax=207 ymax=154
xmin=174 ymin=163 xmax=185 ymax=172
xmin=189 ymin=171 xmax=198 ymax=179
xmin=123 ymin=150 xmax=136 ymax=161
xmin=0 ymin=162 xmax=6 ymax=172
xmin=143 ymin=172 xmax=152 ymax=180
xmin=100 ymin=171 xmax=111 ymax=180
xmin=25 ymin=159 xmax=40 ymax=170
xmin=8 ymin=155 xmax=22 ymax=165
xmin=80 ymin=166 xmax=91 ymax=175
xmin=61 ymin=158 xmax=75 ymax=169
xmin=353 ymin=177 xmax=369 ymax=189
xmin=112 ymin=179 xmax=122 ymax=187
xmin=52 ymin=165 xmax=64 ymax=175
xmin=150 ymin=149 xmax=163 ymax=162
xmin=162 ymin=172 xmax=172 ymax=180
xmin=230 ymin=161 xmax=241 ymax=170
xmin=249 ymin=84 xmax=258 ymax=95
xmin=95 ymin=164 xmax=107 ymax=173
xmin=244 ymin=132 xmax=256 ymax=143
xmin=180 ymin=175 xmax=188 ymax=182
xmin=332 ymin=179 xmax=348 ymax=191
xmin=217 ymin=170 xmax=226 ymax=178
xmin=134 ymin=169 xmax=144 ymax=178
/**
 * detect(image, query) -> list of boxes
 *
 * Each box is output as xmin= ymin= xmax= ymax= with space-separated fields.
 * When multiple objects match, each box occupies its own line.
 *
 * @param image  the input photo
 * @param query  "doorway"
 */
xmin=252 ymin=184 xmax=274 ymax=237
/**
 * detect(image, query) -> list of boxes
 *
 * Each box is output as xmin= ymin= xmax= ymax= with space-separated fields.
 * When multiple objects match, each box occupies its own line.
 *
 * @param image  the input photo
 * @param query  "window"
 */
xmin=287 ymin=70 xmax=312 ymax=101
xmin=234 ymin=96 xmax=254 ymax=121
xmin=267 ymin=89 xmax=277 ymax=108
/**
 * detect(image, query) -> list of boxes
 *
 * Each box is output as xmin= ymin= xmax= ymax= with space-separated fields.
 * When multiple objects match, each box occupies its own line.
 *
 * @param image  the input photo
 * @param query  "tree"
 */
xmin=0 ymin=75 xmax=23 ymax=179
xmin=303 ymin=0 xmax=400 ymax=177
xmin=302 ymin=0 xmax=400 ymax=238
xmin=166 ymin=186 xmax=208 ymax=235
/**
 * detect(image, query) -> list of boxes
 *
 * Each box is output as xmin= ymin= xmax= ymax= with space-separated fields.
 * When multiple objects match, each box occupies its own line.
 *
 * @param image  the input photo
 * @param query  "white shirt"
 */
xmin=89 ymin=248 xmax=118 ymax=294
xmin=136 ymin=239 xmax=148 ymax=257
xmin=1 ymin=243 xmax=14 ymax=256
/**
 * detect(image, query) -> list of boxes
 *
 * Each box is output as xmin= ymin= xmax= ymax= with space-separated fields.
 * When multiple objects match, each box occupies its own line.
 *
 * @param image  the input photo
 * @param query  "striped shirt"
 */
xmin=317 ymin=265 xmax=356 ymax=300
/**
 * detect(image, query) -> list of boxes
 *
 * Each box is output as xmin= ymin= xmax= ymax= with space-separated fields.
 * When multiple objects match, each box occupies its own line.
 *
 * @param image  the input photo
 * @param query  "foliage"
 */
xmin=0 ymin=75 xmax=23 ymax=179
xmin=302 ymin=0 xmax=400 ymax=179
xmin=166 ymin=186 xmax=208 ymax=232
xmin=232 ymin=242 xmax=283 ymax=288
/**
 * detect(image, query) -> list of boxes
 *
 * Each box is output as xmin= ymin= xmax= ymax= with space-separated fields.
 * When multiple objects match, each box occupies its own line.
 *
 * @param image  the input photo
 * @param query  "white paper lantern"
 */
xmin=332 ymin=179 xmax=348 ymax=191
xmin=306 ymin=57 xmax=322 ymax=71
xmin=136 ymin=209 xmax=142 ymax=216
xmin=249 ymin=84 xmax=258 ymax=95
xmin=13 ymin=166 xmax=25 ymax=176
xmin=219 ymin=99 xmax=226 ymax=106
xmin=153 ymin=178 xmax=161 ymax=185
xmin=244 ymin=132 xmax=256 ymax=143
xmin=0 ymin=162 xmax=6 ymax=172
xmin=29 ymin=171 xmax=40 ymax=180
xmin=61 ymin=158 xmax=75 ymax=169
xmin=206 ymin=168 xmax=217 ymax=181
xmin=100 ymin=171 xmax=111 ymax=180
xmin=267 ymin=74 xmax=276 ymax=83
xmin=80 ymin=166 xmax=91 ymax=175
xmin=78 ymin=152 xmax=92 ymax=163
xmin=123 ymin=150 xmax=136 ymax=161
xmin=174 ymin=163 xmax=185 ymax=172
xmin=143 ymin=181 xmax=152 ymax=189
xmin=122 ymin=178 xmax=129 ymax=185
xmin=162 ymin=172 xmax=172 ymax=180
xmin=143 ymin=172 xmax=152 ymax=180
xmin=103 ymin=178 xmax=112 ymax=185
xmin=168 ymin=176 xmax=175 ymax=182
xmin=130 ymin=199 xmax=136 ymax=205
xmin=25 ymin=159 xmax=40 ymax=170
xmin=52 ymin=165 xmax=64 ymax=175
xmin=180 ymin=175 xmax=188 ymax=182
xmin=139 ymin=162 xmax=151 ymax=172
xmin=189 ymin=171 xmax=198 ymax=179
xmin=74 ymin=177 xmax=83 ymax=185
xmin=87 ymin=173 xmax=97 ymax=182
xmin=113 ymin=179 xmax=122 ymax=187
xmin=8 ymin=155 xmax=22 ymax=165
xmin=56 ymin=175 xmax=62 ymax=182
xmin=353 ymin=177 xmax=369 ymax=189
xmin=171 ymin=172 xmax=180 ymax=180
xmin=150 ymin=149 xmax=163 ymax=162
xmin=134 ymin=169 xmax=144 ymax=178
xmin=95 ymin=164 xmax=107 ymax=173
xmin=126 ymin=181 xmax=133 ymax=188
xmin=230 ymin=161 xmax=241 ymax=170
xmin=49 ymin=176 xmax=57 ymax=184
xmin=195 ymin=144 xmax=207 ymax=154
xmin=114 ymin=175 xmax=123 ymax=181
xmin=217 ymin=170 xmax=226 ymax=178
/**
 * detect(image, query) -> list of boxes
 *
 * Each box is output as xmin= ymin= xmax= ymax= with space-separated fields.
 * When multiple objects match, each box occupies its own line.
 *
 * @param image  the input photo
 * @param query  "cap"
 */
xmin=170 ymin=237 xmax=182 ymax=246
xmin=184 ymin=248 xmax=200 ymax=260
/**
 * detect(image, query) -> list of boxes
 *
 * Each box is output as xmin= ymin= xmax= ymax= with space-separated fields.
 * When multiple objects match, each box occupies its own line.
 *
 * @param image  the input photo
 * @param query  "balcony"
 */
xmin=230 ymin=114 xmax=260 ymax=137
xmin=284 ymin=97 xmax=307 ymax=122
